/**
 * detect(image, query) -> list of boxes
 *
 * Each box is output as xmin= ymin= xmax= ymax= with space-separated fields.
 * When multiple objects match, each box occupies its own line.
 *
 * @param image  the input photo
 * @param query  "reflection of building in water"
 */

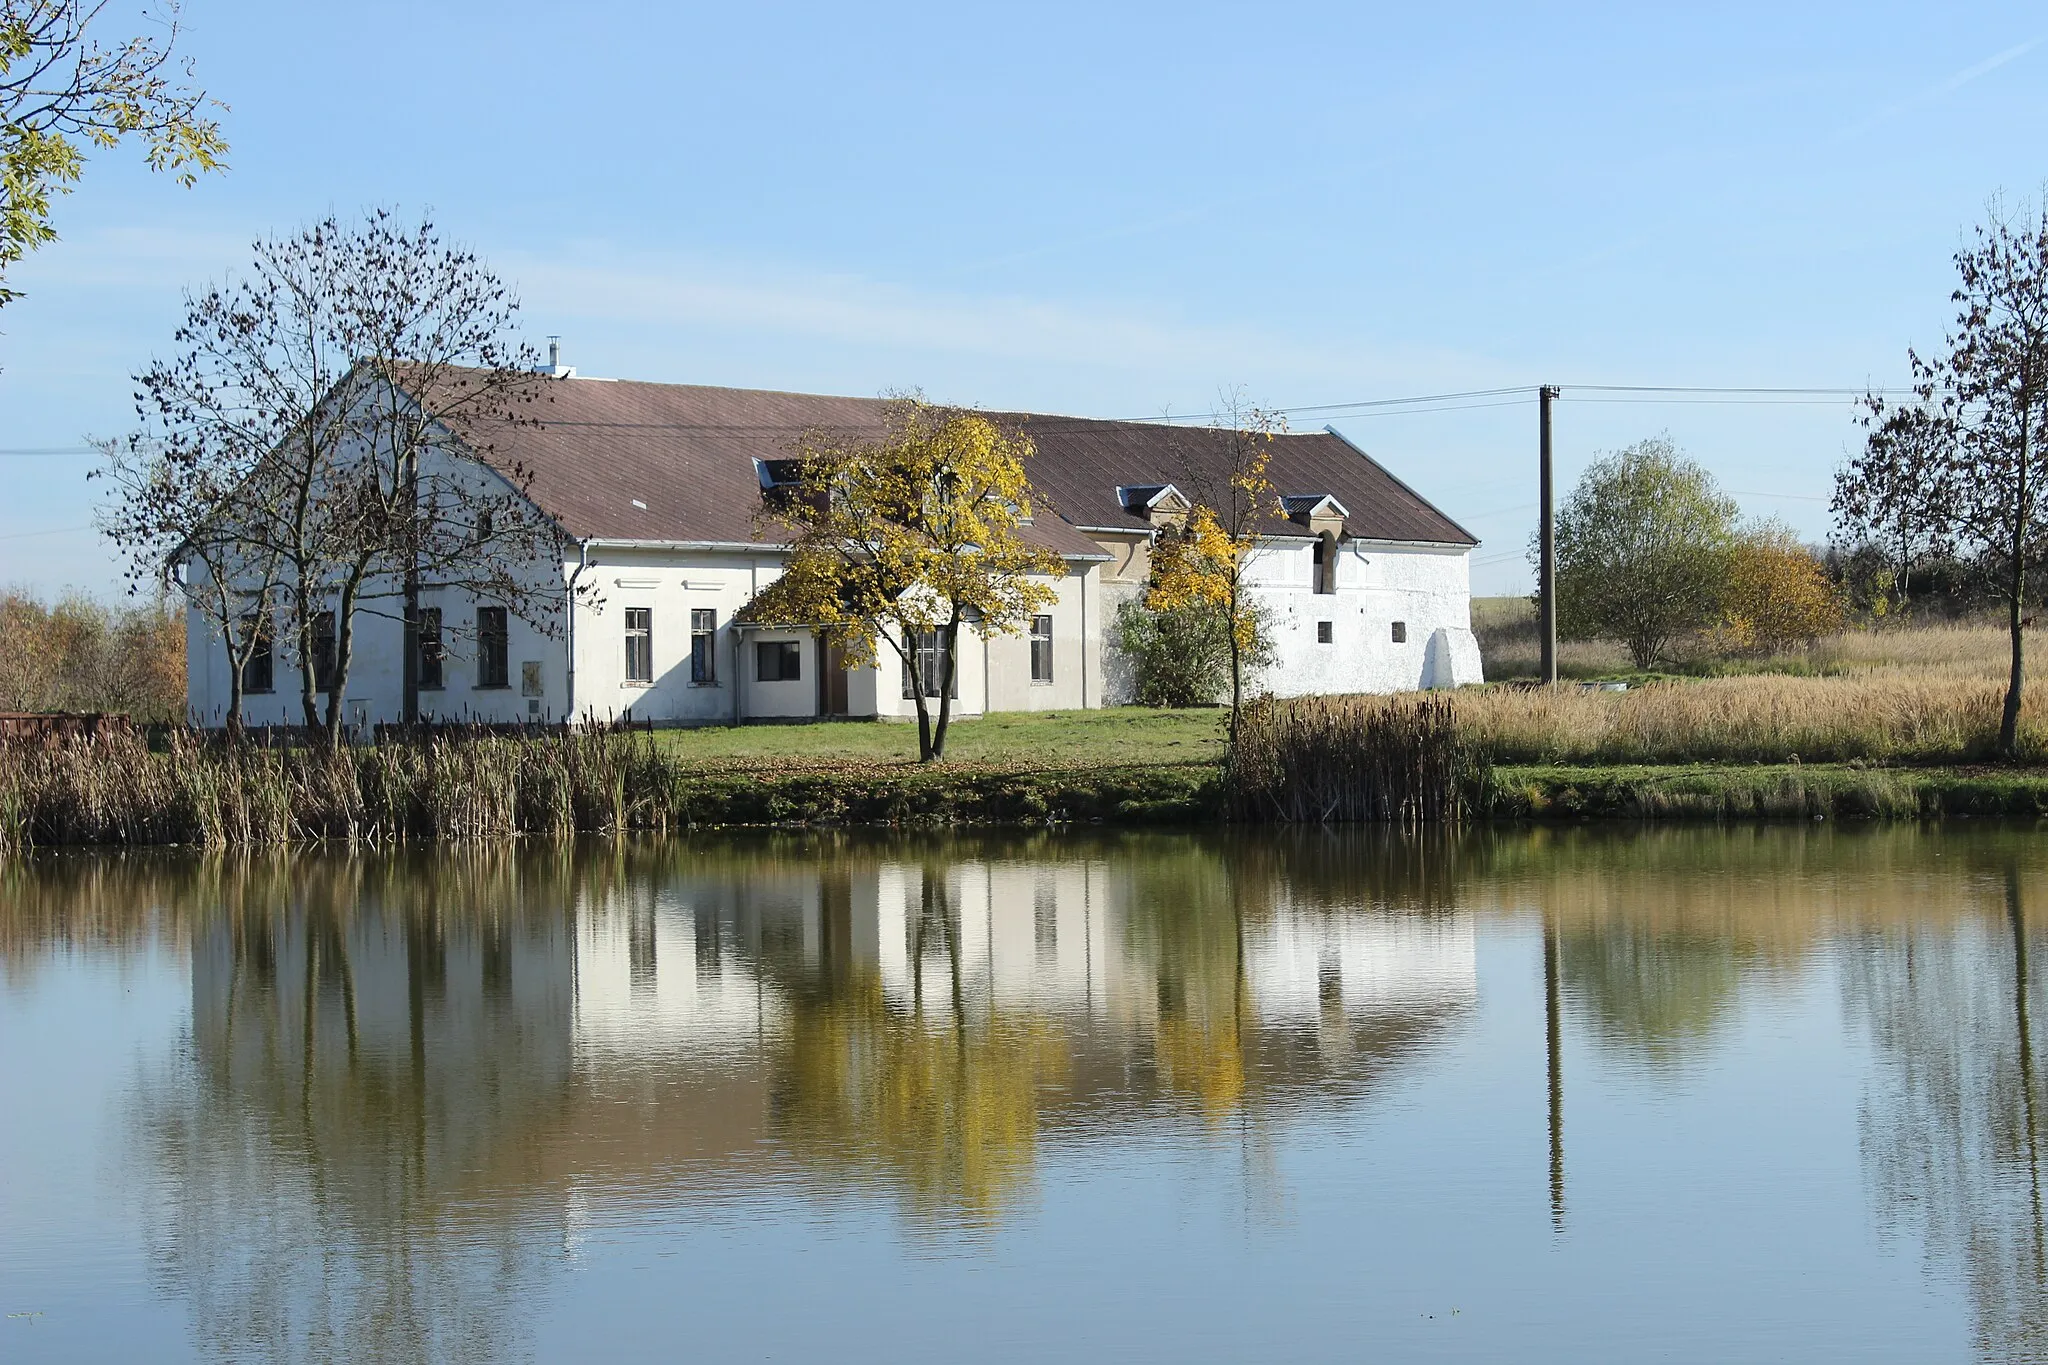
xmin=570 ymin=855 xmax=1475 ymax=1104
xmin=164 ymin=846 xmax=1475 ymax=1361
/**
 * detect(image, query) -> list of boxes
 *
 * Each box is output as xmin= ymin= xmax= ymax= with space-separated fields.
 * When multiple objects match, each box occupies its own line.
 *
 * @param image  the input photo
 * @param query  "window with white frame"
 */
xmin=311 ymin=611 xmax=338 ymax=694
xmin=901 ymin=629 xmax=958 ymax=698
xmin=417 ymin=607 xmax=444 ymax=691
xmin=689 ymin=609 xmax=717 ymax=684
xmin=240 ymin=611 xmax=274 ymax=694
xmin=1029 ymin=615 xmax=1054 ymax=684
xmin=625 ymin=608 xmax=653 ymax=684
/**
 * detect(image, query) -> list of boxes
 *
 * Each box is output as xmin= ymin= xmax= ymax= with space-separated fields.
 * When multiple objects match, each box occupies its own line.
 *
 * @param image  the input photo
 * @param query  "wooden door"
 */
xmin=821 ymin=638 xmax=850 ymax=716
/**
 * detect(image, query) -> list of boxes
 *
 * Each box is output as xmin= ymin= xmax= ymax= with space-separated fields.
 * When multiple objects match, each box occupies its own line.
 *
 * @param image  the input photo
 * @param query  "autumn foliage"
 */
xmin=1717 ymin=528 xmax=1846 ymax=655
xmin=0 ymin=590 xmax=185 ymax=720
xmin=746 ymin=398 xmax=1063 ymax=761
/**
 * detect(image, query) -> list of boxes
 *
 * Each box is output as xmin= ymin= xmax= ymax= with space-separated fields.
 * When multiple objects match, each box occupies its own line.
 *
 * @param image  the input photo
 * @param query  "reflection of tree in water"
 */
xmin=767 ymin=865 xmax=1069 ymax=1228
xmin=138 ymin=852 xmax=575 ymax=1365
xmin=1561 ymin=924 xmax=1744 ymax=1065
xmin=1845 ymin=863 xmax=2048 ymax=1362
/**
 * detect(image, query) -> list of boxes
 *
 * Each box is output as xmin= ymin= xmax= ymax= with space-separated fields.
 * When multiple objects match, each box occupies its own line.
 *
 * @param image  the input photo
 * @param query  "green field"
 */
xmin=649 ymin=706 xmax=1228 ymax=770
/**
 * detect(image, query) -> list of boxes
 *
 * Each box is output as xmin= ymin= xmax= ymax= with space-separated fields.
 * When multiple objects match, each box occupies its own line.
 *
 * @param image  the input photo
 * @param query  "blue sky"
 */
xmin=1 ymin=0 xmax=2043 ymax=598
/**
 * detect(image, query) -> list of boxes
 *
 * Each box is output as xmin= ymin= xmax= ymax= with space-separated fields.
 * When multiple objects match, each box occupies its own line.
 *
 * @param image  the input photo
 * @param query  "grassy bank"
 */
xmin=0 ymin=727 xmax=1221 ymax=852
xmin=1489 ymin=762 xmax=2048 ymax=821
xmin=16 ymin=657 xmax=2048 ymax=850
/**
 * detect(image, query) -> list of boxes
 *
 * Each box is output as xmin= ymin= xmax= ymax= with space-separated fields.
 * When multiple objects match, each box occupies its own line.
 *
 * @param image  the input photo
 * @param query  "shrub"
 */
xmin=1717 ymin=525 xmax=1846 ymax=655
xmin=1113 ymin=598 xmax=1232 ymax=707
xmin=1550 ymin=438 xmax=1739 ymax=668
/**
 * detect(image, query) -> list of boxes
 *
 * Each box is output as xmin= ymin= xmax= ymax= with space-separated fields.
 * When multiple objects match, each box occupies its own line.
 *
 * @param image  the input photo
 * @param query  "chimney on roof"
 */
xmin=537 ymin=335 xmax=576 ymax=380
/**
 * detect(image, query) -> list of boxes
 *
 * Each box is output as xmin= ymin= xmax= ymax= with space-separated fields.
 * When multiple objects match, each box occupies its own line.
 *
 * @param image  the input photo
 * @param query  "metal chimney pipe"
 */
xmin=547 ymin=336 xmax=561 ymax=371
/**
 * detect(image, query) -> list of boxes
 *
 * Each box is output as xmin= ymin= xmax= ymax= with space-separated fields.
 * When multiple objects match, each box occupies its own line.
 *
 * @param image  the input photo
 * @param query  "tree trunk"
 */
xmin=401 ymin=450 xmax=420 ymax=727
xmin=901 ymin=630 xmax=936 ymax=762
xmin=929 ymin=611 xmax=961 ymax=761
xmin=293 ymin=584 xmax=320 ymax=733
xmin=1226 ymin=578 xmax=1243 ymax=747
xmin=2004 ymin=428 xmax=2032 ymax=761
xmin=224 ymin=638 xmax=245 ymax=741
xmin=2004 ymin=558 xmax=2027 ymax=759
xmin=322 ymin=580 xmax=363 ymax=750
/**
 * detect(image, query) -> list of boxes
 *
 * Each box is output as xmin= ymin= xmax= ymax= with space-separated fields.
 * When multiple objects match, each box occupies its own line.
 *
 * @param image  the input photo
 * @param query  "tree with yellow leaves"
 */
xmin=1718 ymin=522 xmax=1846 ymax=655
xmin=747 ymin=397 xmax=1064 ymax=762
xmin=1146 ymin=397 xmax=1284 ymax=738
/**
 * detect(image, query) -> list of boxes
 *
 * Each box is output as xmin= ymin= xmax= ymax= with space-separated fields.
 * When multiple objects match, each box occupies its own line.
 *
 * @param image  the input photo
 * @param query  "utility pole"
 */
xmin=1538 ymin=385 xmax=1560 ymax=685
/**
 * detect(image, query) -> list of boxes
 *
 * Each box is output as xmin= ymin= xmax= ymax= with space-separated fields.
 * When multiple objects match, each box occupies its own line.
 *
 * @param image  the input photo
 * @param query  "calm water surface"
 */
xmin=3 ymin=827 xmax=2046 ymax=1362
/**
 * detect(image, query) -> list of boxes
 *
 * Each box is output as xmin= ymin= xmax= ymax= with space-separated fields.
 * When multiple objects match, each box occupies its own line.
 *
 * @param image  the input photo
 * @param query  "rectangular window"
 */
xmin=625 ymin=607 xmax=653 ymax=684
xmin=1391 ymin=620 xmax=1408 ymax=644
xmin=1317 ymin=620 xmax=1333 ymax=644
xmin=900 ymin=629 xmax=959 ymax=699
xmin=240 ymin=611 xmax=274 ymax=694
xmin=690 ymin=609 xmax=717 ymax=684
xmin=757 ymin=639 xmax=802 ymax=682
xmin=417 ymin=607 xmax=443 ymax=690
xmin=311 ymin=610 xmax=337 ymax=694
xmin=477 ymin=607 xmax=509 ymax=688
xmin=1029 ymin=615 xmax=1054 ymax=684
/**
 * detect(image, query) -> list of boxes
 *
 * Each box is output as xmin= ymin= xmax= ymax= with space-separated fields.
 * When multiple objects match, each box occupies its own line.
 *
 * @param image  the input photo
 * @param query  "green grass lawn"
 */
xmin=650 ymin=706 xmax=1227 ymax=770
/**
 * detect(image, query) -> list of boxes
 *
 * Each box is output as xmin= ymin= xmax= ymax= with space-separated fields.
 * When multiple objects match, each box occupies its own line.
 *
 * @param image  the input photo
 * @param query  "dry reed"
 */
xmin=1225 ymin=694 xmax=1478 ymax=824
xmin=0 ymin=727 xmax=679 ymax=853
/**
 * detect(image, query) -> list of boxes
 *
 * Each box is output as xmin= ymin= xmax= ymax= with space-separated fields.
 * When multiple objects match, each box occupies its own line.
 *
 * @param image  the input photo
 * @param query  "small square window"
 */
xmin=1391 ymin=621 xmax=1408 ymax=644
xmin=1316 ymin=620 xmax=1333 ymax=644
xmin=757 ymin=639 xmax=802 ymax=682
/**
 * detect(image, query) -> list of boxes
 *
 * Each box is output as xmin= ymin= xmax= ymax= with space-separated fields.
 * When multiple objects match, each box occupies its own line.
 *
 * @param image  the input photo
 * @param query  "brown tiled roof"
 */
xmin=998 ymin=412 xmax=1476 ymax=545
xmin=432 ymin=373 xmax=1474 ymax=555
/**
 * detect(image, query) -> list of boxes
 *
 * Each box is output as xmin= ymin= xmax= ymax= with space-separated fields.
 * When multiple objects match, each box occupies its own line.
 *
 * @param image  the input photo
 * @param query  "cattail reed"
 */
xmin=0 ymin=724 xmax=682 ymax=853
xmin=1225 ymin=694 xmax=1479 ymax=825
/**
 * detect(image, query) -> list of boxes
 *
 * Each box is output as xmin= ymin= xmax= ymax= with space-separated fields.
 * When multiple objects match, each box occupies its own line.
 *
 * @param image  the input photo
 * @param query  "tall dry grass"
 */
xmin=1458 ymin=621 xmax=2045 ymax=764
xmin=0 ymin=727 xmax=678 ymax=853
xmin=1472 ymin=597 xmax=2030 ymax=684
xmin=1452 ymin=673 xmax=2046 ymax=765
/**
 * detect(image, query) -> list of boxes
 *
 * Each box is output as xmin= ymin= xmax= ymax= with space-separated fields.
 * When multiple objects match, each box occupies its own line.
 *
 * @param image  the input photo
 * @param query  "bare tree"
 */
xmin=96 ymin=432 xmax=286 ymax=734
xmin=110 ymin=210 xmax=572 ymax=744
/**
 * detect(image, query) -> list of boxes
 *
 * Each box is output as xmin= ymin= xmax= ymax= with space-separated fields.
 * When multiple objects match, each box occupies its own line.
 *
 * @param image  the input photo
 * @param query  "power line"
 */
xmin=0 ymin=446 xmax=96 ymax=457
xmin=1564 ymin=383 xmax=1912 ymax=396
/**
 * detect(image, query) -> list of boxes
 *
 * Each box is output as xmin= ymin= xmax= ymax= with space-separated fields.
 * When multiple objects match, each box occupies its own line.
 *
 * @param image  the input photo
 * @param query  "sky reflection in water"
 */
xmin=2 ymin=827 xmax=2044 ymax=1362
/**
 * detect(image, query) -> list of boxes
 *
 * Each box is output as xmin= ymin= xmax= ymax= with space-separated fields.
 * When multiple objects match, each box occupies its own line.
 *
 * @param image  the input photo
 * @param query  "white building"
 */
xmin=182 ymin=371 xmax=1481 ymax=728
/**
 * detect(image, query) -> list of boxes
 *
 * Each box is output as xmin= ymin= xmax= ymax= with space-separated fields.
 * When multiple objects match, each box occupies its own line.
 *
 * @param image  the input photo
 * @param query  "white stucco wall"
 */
xmin=1246 ymin=537 xmax=1482 ymax=696
xmin=571 ymin=546 xmax=781 ymax=726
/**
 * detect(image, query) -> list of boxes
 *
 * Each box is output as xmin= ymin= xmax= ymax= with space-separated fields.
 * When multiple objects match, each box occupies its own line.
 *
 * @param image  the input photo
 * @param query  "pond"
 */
xmin=2 ymin=827 xmax=2045 ymax=1362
